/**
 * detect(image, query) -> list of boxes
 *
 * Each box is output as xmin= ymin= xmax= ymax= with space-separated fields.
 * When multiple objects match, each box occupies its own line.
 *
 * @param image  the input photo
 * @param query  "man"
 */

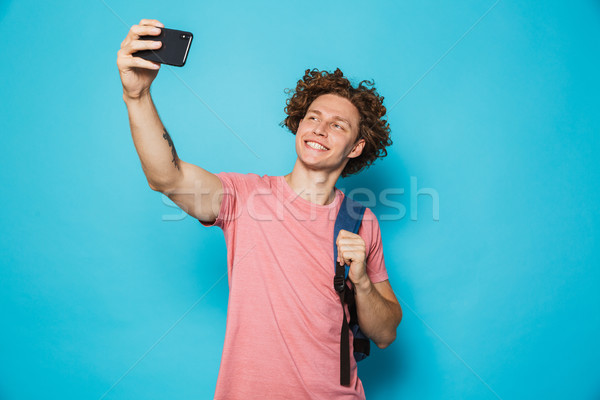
xmin=117 ymin=18 xmax=402 ymax=399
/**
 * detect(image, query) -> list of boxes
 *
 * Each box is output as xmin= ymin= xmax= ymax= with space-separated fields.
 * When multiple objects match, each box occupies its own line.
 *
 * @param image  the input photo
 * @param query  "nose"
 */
xmin=313 ymin=121 xmax=328 ymax=137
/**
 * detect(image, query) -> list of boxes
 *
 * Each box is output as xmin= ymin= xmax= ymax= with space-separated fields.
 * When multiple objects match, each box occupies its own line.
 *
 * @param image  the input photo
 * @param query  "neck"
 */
xmin=284 ymin=160 xmax=343 ymax=206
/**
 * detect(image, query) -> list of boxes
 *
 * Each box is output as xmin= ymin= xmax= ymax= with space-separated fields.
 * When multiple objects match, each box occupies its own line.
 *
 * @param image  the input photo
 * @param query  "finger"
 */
xmin=139 ymin=19 xmax=164 ymax=28
xmin=341 ymin=249 xmax=361 ymax=264
xmin=338 ymin=229 xmax=360 ymax=243
xmin=120 ymin=37 xmax=162 ymax=58
xmin=336 ymin=229 xmax=351 ymax=246
xmin=339 ymin=250 xmax=350 ymax=266
xmin=339 ymin=232 xmax=365 ymax=245
xmin=124 ymin=25 xmax=161 ymax=47
xmin=340 ymin=247 xmax=355 ymax=266
xmin=129 ymin=39 xmax=162 ymax=52
xmin=132 ymin=24 xmax=163 ymax=37
xmin=121 ymin=26 xmax=159 ymax=50
xmin=123 ymin=54 xmax=160 ymax=70
xmin=118 ymin=47 xmax=159 ymax=66
xmin=124 ymin=24 xmax=162 ymax=44
xmin=339 ymin=245 xmax=364 ymax=256
xmin=337 ymin=238 xmax=363 ymax=252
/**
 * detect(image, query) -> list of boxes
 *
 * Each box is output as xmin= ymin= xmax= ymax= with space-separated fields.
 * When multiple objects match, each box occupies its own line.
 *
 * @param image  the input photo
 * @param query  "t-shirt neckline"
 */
xmin=277 ymin=175 xmax=344 ymax=211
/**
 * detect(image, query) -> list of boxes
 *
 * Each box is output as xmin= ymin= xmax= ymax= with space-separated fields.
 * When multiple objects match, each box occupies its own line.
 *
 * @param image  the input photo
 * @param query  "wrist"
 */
xmin=123 ymin=90 xmax=151 ymax=104
xmin=353 ymin=272 xmax=373 ymax=295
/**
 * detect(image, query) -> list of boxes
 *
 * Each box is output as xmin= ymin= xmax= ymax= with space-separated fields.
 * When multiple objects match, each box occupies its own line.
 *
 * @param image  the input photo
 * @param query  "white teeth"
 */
xmin=306 ymin=141 xmax=327 ymax=150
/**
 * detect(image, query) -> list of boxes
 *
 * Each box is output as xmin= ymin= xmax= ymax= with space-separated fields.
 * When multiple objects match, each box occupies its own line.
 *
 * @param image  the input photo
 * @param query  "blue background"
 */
xmin=1 ymin=0 xmax=599 ymax=399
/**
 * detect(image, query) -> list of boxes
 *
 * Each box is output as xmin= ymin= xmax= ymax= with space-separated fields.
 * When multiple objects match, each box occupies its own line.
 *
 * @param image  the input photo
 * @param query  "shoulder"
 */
xmin=362 ymin=206 xmax=378 ymax=223
xmin=217 ymin=172 xmax=274 ymax=192
xmin=358 ymin=206 xmax=383 ymax=249
xmin=355 ymin=205 xmax=380 ymax=230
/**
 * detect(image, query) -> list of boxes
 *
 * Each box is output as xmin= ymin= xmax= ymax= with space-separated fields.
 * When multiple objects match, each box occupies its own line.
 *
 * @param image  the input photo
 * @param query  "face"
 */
xmin=294 ymin=93 xmax=365 ymax=174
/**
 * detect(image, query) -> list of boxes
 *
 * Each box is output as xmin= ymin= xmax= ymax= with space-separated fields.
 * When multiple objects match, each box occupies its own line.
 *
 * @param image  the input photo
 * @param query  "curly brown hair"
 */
xmin=281 ymin=68 xmax=392 ymax=177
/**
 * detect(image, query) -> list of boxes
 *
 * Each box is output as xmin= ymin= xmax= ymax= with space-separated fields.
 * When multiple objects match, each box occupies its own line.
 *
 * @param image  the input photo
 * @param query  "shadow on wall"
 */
xmin=359 ymin=336 xmax=408 ymax=397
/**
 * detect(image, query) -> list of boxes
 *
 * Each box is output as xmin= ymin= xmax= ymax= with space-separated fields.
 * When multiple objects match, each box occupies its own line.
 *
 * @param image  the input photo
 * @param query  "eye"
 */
xmin=333 ymin=123 xmax=343 ymax=130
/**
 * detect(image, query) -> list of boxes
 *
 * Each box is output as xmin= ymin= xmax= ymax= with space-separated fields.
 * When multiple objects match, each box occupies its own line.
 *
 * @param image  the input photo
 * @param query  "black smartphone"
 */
xmin=136 ymin=27 xmax=193 ymax=67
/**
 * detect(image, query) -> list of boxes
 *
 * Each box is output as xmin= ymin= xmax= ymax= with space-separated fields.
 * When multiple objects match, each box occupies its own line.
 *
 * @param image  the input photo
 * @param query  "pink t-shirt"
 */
xmin=201 ymin=173 xmax=388 ymax=399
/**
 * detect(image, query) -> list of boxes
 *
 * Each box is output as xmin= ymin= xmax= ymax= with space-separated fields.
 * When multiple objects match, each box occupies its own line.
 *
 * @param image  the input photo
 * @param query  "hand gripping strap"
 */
xmin=333 ymin=195 xmax=366 ymax=386
xmin=333 ymin=195 xmax=367 ymax=278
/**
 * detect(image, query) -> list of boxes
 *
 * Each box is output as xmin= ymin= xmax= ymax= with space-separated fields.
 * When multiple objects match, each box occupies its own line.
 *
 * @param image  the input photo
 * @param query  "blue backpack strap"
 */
xmin=333 ymin=195 xmax=366 ymax=279
xmin=332 ymin=194 xmax=367 ymax=386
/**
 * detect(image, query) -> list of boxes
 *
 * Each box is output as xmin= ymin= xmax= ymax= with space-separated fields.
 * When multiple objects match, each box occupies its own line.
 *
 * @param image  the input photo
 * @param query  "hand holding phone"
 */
xmin=117 ymin=20 xmax=194 ymax=99
xmin=118 ymin=19 xmax=168 ymax=100
xmin=135 ymin=27 xmax=193 ymax=67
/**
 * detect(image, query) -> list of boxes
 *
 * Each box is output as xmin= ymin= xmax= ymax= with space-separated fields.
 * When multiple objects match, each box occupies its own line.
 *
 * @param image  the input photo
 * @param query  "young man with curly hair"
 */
xmin=117 ymin=19 xmax=402 ymax=400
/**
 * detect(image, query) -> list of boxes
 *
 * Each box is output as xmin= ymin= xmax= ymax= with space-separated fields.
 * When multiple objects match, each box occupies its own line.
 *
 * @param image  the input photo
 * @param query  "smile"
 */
xmin=305 ymin=141 xmax=328 ymax=151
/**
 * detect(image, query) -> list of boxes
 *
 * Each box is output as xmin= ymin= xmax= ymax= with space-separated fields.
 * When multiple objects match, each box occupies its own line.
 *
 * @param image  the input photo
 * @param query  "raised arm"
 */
xmin=117 ymin=19 xmax=222 ymax=223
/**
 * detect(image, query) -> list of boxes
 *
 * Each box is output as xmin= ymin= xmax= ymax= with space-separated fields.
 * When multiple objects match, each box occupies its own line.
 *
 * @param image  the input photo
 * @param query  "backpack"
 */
xmin=333 ymin=194 xmax=370 ymax=386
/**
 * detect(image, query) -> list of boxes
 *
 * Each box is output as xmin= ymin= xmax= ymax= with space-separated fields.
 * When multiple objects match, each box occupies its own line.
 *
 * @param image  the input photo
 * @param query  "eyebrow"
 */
xmin=306 ymin=109 xmax=352 ymax=129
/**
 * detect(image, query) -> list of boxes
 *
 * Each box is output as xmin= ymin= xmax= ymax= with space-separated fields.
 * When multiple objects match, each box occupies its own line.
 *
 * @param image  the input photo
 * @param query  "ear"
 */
xmin=347 ymin=138 xmax=365 ymax=159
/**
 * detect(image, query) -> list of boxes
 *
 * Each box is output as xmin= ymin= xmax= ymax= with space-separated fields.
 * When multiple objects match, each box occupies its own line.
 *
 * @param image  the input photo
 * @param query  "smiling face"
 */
xmin=294 ymin=93 xmax=365 ymax=176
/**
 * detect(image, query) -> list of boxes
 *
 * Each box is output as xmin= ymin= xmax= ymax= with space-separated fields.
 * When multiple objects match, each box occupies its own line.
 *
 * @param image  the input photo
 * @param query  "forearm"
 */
xmin=123 ymin=91 xmax=181 ymax=190
xmin=353 ymin=277 xmax=402 ymax=349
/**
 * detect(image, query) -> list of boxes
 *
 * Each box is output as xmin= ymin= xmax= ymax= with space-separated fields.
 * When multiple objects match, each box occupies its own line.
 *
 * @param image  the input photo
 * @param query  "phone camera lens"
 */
xmin=180 ymin=34 xmax=187 ymax=39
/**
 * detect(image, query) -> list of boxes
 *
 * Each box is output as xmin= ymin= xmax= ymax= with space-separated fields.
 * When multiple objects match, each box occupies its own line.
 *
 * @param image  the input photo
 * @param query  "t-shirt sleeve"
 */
xmin=359 ymin=208 xmax=389 ymax=284
xmin=198 ymin=172 xmax=244 ymax=231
